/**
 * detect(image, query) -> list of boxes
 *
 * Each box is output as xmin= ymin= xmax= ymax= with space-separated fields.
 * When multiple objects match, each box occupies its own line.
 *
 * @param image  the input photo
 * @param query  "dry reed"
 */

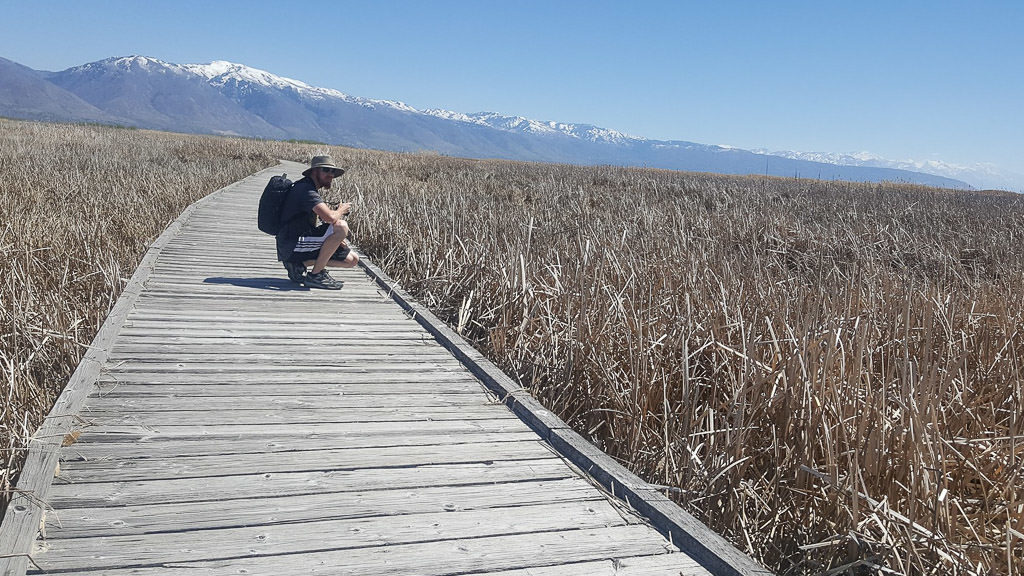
xmin=339 ymin=154 xmax=1023 ymax=575
xmin=1 ymin=119 xmax=1021 ymax=575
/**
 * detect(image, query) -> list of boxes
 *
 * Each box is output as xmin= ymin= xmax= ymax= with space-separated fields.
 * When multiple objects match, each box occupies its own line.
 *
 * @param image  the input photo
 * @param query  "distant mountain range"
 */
xmin=0 ymin=55 xmax=990 ymax=189
xmin=753 ymin=150 xmax=1022 ymax=193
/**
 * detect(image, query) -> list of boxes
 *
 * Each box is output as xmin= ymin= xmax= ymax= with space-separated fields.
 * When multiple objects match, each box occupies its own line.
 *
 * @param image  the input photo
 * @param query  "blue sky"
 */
xmin=2 ymin=0 xmax=1021 ymax=177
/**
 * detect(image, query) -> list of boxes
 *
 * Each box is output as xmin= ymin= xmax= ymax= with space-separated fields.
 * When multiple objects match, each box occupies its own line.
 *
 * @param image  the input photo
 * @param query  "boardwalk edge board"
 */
xmin=357 ymin=253 xmax=772 ymax=576
xmin=0 ymin=167 xmax=284 ymax=576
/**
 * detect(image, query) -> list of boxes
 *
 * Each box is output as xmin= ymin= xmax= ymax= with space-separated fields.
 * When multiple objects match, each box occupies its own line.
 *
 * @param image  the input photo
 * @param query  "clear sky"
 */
xmin=1 ymin=0 xmax=1021 ymax=177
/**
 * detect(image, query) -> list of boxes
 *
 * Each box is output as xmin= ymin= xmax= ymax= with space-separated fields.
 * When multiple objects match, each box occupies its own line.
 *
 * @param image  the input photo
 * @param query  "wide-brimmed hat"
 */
xmin=303 ymin=155 xmax=345 ymax=177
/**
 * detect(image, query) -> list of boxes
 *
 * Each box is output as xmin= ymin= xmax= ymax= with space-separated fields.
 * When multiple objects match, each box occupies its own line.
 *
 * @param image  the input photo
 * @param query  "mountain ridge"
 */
xmin=754 ymin=149 xmax=1022 ymax=192
xmin=0 ymin=55 xmax=980 ymax=189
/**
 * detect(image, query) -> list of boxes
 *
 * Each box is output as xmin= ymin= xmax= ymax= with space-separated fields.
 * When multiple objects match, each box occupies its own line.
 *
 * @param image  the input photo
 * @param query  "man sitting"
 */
xmin=276 ymin=155 xmax=359 ymax=290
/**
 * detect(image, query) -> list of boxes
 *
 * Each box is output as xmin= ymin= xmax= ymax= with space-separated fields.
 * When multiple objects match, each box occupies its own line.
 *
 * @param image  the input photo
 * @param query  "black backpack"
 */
xmin=257 ymin=173 xmax=293 ymax=235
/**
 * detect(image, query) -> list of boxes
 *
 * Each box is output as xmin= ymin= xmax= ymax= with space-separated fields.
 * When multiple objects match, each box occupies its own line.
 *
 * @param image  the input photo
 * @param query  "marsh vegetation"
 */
xmin=1 ymin=120 xmax=1020 ymax=575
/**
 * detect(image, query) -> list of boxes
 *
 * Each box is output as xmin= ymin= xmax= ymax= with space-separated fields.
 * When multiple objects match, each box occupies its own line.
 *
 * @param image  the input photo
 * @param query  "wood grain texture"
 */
xmin=57 ymin=440 xmax=557 ymax=483
xmin=40 ymin=525 xmax=682 ymax=576
xmin=61 ymin=431 xmax=541 ymax=460
xmin=35 ymin=501 xmax=631 ymax=571
xmin=47 ymin=458 xmax=574 ymax=508
xmin=60 ymin=419 xmax=533 ymax=442
xmin=45 ymin=478 xmax=601 ymax=538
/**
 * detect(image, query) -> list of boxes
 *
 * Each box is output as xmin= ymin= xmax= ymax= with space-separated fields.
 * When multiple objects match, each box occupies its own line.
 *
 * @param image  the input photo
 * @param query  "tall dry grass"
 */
xmin=2 ymin=119 xmax=1021 ymax=575
xmin=339 ymin=153 xmax=1024 ymax=575
xmin=0 ymin=119 xmax=314 ymax=514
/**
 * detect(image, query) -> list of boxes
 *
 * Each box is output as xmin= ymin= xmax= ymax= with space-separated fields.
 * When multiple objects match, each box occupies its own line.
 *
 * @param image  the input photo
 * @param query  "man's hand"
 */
xmin=333 ymin=203 xmax=352 ymax=227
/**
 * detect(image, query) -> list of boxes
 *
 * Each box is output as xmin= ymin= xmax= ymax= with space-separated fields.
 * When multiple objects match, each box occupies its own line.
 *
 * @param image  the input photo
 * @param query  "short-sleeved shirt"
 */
xmin=275 ymin=176 xmax=324 ymax=261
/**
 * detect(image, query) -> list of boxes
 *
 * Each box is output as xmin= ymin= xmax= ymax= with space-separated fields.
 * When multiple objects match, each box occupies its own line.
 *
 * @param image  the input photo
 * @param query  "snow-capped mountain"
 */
xmin=44 ymin=56 xmax=285 ymax=137
xmin=183 ymin=59 xmax=421 ymax=114
xmin=423 ymin=110 xmax=639 ymax=144
xmin=0 ymin=54 xmax=979 ymax=189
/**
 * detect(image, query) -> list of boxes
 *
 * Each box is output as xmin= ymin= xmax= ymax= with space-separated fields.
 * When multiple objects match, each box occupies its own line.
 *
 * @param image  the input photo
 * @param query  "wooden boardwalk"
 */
xmin=0 ymin=162 xmax=768 ymax=575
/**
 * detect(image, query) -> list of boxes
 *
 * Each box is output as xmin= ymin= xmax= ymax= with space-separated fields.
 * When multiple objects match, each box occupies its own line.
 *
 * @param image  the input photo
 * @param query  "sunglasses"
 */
xmin=321 ymin=167 xmax=344 ymax=176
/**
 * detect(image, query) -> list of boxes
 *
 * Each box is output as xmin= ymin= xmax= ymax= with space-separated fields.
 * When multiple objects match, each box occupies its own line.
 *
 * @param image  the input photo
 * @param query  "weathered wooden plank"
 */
xmin=119 ymin=307 xmax=419 ymax=319
xmin=133 ymin=290 xmax=385 ymax=301
xmin=105 ymin=352 xmax=456 ymax=364
xmin=119 ymin=320 xmax=427 ymax=331
xmin=120 ymin=321 xmax=420 ymax=333
xmin=143 ymin=279 xmax=389 ymax=293
xmin=82 ymin=392 xmax=490 ymax=412
xmin=140 ymin=283 xmax=380 ymax=294
xmin=114 ymin=327 xmax=441 ymax=338
xmin=107 ymin=344 xmax=447 ymax=356
xmin=125 ymin=303 xmax=402 ymax=314
xmin=145 ymin=266 xmax=376 ymax=275
xmin=109 ymin=332 xmax=436 ymax=344
xmin=126 ymin=301 xmax=414 ymax=314
xmin=134 ymin=280 xmax=381 ymax=292
xmin=151 ymin=254 xmax=320 ymax=263
xmin=125 ymin=308 xmax=412 ymax=319
xmin=151 ymin=240 xmax=277 ymax=247
xmin=95 ymin=370 xmax=479 ymax=385
xmin=91 ymin=380 xmax=486 ymax=396
xmin=76 ymin=405 xmax=517 ymax=426
xmin=106 ymin=333 xmax=435 ymax=344
xmin=48 ymin=458 xmax=571 ymax=508
xmin=150 ymin=249 xmax=286 ymax=256
xmin=138 ymin=288 xmax=393 ymax=300
xmin=145 ymin=271 xmax=385 ymax=282
xmin=68 ymin=418 xmax=532 ymax=442
xmin=101 ymin=362 xmax=465 ymax=374
xmin=62 ymin=430 xmax=541 ymax=460
xmin=133 ymin=290 xmax=384 ymax=302
xmin=54 ymin=525 xmax=676 ymax=576
xmin=103 ymin=350 xmax=457 ymax=363
xmin=117 ymin=332 xmax=430 ymax=345
xmin=44 ymin=478 xmax=602 ymax=538
xmin=152 ymin=250 xmax=344 ymax=260
xmin=136 ymin=287 xmax=393 ymax=300
xmin=147 ymin=256 xmax=359 ymax=263
xmin=99 ymin=363 xmax=466 ymax=376
xmin=479 ymin=553 xmax=712 ymax=575
xmin=130 ymin=284 xmax=366 ymax=295
xmin=58 ymin=440 xmax=555 ymax=483
xmin=35 ymin=501 xmax=630 ymax=571
xmin=113 ymin=330 xmax=431 ymax=340
xmin=120 ymin=310 xmax=414 ymax=323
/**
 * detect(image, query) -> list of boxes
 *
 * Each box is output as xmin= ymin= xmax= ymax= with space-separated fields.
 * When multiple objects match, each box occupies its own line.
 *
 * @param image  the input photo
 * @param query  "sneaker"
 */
xmin=304 ymin=269 xmax=343 ymax=290
xmin=283 ymin=261 xmax=306 ymax=284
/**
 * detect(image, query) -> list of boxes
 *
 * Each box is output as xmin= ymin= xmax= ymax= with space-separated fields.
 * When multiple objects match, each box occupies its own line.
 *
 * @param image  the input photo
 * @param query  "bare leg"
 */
xmin=328 ymin=252 xmax=359 ymax=268
xmin=309 ymin=223 xmax=346 ymax=274
xmin=305 ymin=222 xmax=359 ymax=273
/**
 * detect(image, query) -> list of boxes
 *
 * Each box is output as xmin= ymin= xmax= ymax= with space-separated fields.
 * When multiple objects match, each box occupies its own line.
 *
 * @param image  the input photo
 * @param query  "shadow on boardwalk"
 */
xmin=203 ymin=276 xmax=310 ymax=291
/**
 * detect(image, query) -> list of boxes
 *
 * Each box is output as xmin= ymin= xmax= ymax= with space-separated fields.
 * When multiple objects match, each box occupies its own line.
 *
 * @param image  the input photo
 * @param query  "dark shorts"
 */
xmin=287 ymin=223 xmax=351 ymax=264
